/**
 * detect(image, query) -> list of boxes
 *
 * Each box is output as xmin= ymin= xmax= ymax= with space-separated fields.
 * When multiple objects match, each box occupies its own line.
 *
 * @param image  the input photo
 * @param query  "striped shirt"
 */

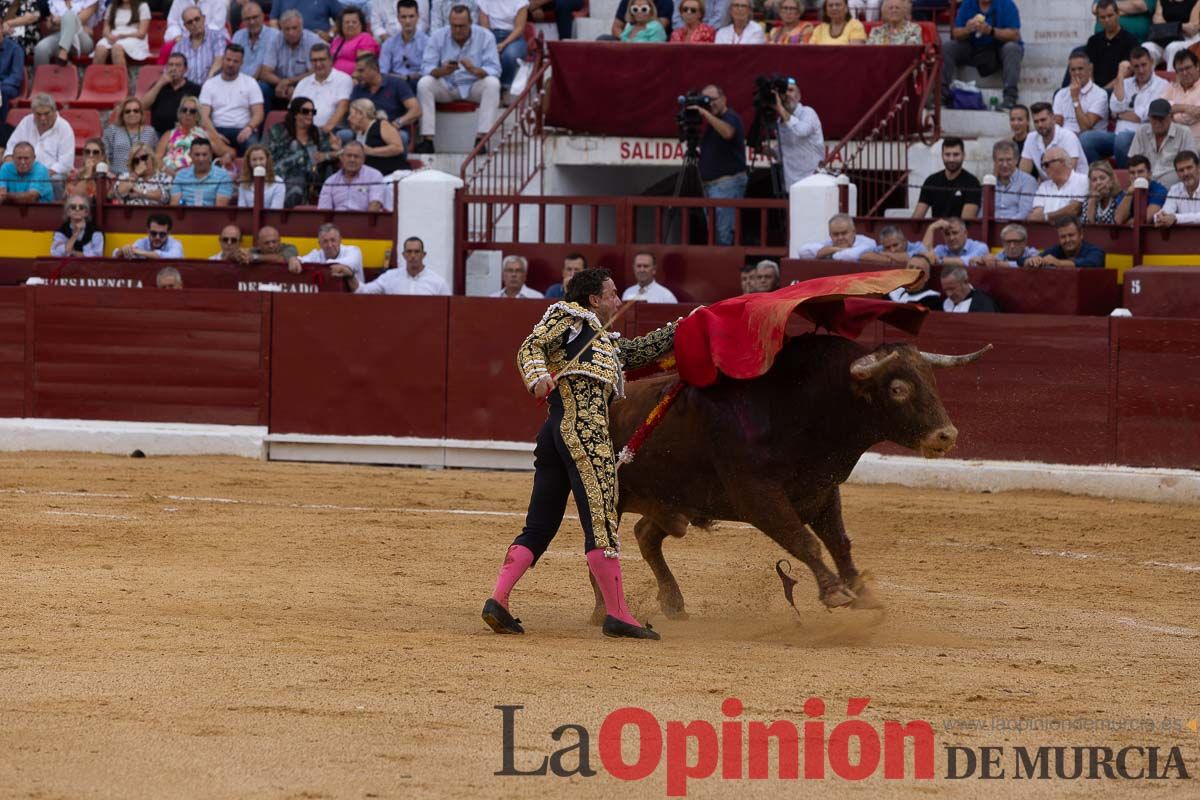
xmin=176 ymin=29 xmax=228 ymax=85
xmin=102 ymin=125 xmax=160 ymax=175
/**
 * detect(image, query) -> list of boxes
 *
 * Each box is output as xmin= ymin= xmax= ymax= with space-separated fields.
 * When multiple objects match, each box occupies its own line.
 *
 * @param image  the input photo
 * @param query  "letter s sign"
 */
xmin=1130 ymin=279 xmax=1141 ymax=295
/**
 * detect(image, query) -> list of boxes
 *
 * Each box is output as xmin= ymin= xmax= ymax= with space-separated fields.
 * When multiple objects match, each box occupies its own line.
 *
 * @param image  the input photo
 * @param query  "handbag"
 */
xmin=1149 ymin=22 xmax=1182 ymax=45
xmin=510 ymin=61 xmax=533 ymax=97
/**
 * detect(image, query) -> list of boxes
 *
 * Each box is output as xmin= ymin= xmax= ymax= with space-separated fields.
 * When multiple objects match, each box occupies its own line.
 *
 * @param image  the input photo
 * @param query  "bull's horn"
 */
xmin=919 ymin=344 xmax=993 ymax=368
xmin=850 ymin=350 xmax=900 ymax=380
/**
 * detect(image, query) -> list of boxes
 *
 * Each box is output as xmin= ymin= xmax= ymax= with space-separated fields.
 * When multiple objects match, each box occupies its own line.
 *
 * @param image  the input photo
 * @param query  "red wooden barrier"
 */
xmin=1122 ymin=267 xmax=1200 ymax=318
xmin=0 ymin=288 xmax=26 ymax=418
xmin=1113 ymin=318 xmax=1200 ymax=467
xmin=30 ymin=259 xmax=347 ymax=293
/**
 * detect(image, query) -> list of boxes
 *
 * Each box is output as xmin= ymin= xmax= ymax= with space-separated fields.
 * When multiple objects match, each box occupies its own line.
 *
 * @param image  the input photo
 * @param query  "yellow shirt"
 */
xmin=808 ymin=19 xmax=866 ymax=45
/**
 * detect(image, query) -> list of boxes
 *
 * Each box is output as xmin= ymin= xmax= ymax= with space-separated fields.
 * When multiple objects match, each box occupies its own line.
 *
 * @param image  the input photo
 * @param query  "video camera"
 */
xmin=747 ymin=73 xmax=790 ymax=151
xmin=675 ymin=92 xmax=711 ymax=158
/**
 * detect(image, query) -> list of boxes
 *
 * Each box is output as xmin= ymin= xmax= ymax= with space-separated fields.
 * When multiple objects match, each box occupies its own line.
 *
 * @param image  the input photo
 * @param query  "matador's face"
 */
xmin=592 ymin=278 xmax=621 ymax=324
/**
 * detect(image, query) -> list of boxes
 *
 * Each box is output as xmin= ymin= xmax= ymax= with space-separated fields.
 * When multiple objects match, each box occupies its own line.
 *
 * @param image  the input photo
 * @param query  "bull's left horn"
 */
xmin=919 ymin=344 xmax=993 ymax=368
xmin=850 ymin=350 xmax=900 ymax=380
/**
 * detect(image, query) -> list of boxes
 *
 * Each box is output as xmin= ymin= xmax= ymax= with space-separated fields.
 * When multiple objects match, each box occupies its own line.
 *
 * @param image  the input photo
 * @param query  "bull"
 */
xmin=599 ymin=332 xmax=989 ymax=621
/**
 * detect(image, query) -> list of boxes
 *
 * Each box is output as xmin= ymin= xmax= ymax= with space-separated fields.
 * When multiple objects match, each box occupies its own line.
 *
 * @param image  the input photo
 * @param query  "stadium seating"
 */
xmin=263 ymin=109 xmax=288 ymax=133
xmin=146 ymin=19 xmax=169 ymax=61
xmin=60 ymin=108 xmax=104 ymax=151
xmin=134 ymin=65 xmax=164 ymax=96
xmin=5 ymin=107 xmax=31 ymax=128
xmin=75 ymin=65 xmax=130 ymax=110
xmin=16 ymin=65 xmax=79 ymax=108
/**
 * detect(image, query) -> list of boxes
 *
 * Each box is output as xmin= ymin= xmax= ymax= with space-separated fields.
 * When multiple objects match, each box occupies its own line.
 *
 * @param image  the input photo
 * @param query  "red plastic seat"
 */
xmin=5 ymin=108 xmax=31 ymax=128
xmin=437 ymin=101 xmax=479 ymax=112
xmin=74 ymin=65 xmax=130 ymax=110
xmin=15 ymin=64 xmax=79 ymax=108
xmin=60 ymin=108 xmax=104 ymax=151
xmin=146 ymin=18 xmax=168 ymax=60
xmin=134 ymin=64 xmax=164 ymax=96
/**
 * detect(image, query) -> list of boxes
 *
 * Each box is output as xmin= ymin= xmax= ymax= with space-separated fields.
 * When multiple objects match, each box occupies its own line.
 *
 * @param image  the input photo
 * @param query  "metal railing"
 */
xmin=821 ymin=44 xmax=942 ymax=217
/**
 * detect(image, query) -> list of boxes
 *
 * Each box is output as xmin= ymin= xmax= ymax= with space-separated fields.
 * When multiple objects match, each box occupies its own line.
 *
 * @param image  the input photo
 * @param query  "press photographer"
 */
xmin=686 ymin=84 xmax=748 ymax=245
xmin=767 ymin=77 xmax=825 ymax=194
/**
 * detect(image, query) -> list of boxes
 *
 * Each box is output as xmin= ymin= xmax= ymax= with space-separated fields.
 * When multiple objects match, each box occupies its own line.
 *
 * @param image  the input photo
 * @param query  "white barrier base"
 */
xmin=266 ymin=433 xmax=534 ymax=471
xmin=0 ymin=418 xmax=267 ymax=459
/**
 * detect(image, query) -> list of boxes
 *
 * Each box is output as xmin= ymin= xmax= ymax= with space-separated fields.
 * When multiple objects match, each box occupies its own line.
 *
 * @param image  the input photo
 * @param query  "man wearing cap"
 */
xmin=1127 ymin=98 xmax=1198 ymax=187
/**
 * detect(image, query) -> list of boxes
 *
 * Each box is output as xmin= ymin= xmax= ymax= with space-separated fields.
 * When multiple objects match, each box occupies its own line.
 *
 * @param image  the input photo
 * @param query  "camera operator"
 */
xmin=690 ymin=84 xmax=748 ymax=246
xmin=773 ymin=77 xmax=825 ymax=193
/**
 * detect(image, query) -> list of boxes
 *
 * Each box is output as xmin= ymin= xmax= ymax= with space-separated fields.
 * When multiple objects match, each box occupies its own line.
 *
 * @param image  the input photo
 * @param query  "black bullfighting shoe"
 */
xmin=602 ymin=616 xmax=661 ymax=640
xmin=482 ymin=598 xmax=525 ymax=634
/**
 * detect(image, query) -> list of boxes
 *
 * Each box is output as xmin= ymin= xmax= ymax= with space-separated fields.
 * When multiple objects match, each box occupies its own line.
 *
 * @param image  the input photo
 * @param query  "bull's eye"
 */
xmin=889 ymin=379 xmax=912 ymax=402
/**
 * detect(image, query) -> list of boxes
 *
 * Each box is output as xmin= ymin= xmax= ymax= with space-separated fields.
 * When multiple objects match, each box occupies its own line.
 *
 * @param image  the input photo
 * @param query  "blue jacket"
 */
xmin=0 ymin=38 xmax=23 ymax=100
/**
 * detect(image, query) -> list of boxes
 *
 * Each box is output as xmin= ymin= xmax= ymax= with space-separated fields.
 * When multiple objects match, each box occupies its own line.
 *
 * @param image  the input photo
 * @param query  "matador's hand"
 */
xmin=532 ymin=375 xmax=556 ymax=399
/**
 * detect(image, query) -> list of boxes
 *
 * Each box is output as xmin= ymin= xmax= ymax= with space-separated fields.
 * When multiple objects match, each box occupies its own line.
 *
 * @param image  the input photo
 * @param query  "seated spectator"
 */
xmin=992 ymin=140 xmax=1038 ymax=220
xmin=739 ymin=263 xmax=756 ymax=294
xmin=262 ymin=11 xmax=325 ymax=104
xmin=236 ymin=145 xmax=287 ymax=209
xmin=942 ymin=0 xmax=1023 ymax=111
xmin=611 ymin=0 xmax=674 ymax=39
xmin=753 ymin=259 xmax=781 ymax=292
xmin=210 ymin=224 xmax=249 ymax=262
xmin=164 ymin=0 xmax=227 ymax=46
xmin=1154 ymin=149 xmax=1200 ymax=225
xmin=773 ymin=78 xmax=824 ymax=192
xmin=51 ymin=195 xmax=103 ymax=257
xmin=477 ymin=0 xmax=529 ymax=92
xmin=1082 ymin=161 xmax=1124 ymax=224
xmin=796 ymin=213 xmax=877 ymax=260
xmin=1158 ymin=1 xmax=1200 ymax=68
xmin=619 ymin=1 xmax=669 ymax=41
xmin=859 ymin=225 xmax=924 ymax=266
xmin=886 ymin=253 xmax=942 ymax=310
xmin=1127 ymin=98 xmax=1197 ymax=185
xmin=344 ymin=236 xmax=452 ymax=294
xmin=231 ymin=3 xmax=283 ymax=108
xmin=1092 ymin=0 xmax=1153 ymax=57
xmin=268 ymin=97 xmax=342 ymax=207
xmin=867 ymin=0 xmax=924 ymax=45
xmin=111 ymin=143 xmax=173 ymax=205
xmin=529 ymin=0 xmax=580 ymax=41
xmin=0 ymin=35 xmax=20 ymax=128
xmin=809 ymin=0 xmax=866 ymax=45
xmin=1 ymin=4 xmax=39 ymax=66
xmin=972 ymin=222 xmax=1038 ymax=267
xmin=1023 ymin=216 xmax=1106 ymax=269
xmin=93 ymin=0 xmax=151 ymax=66
xmin=913 ymin=137 xmax=981 ymax=220
xmin=671 ymin=0 xmax=717 ymax=42
xmin=1114 ymin=154 xmax=1168 ymax=223
xmin=492 ymin=255 xmax=544 ymax=298
xmin=1083 ymin=46 xmax=1166 ymax=166
xmin=331 ymin=8 xmax=381 ymax=75
xmin=200 ymin=44 xmax=266 ymax=158
xmin=295 ymin=44 xmax=354 ymax=140
xmin=1009 ymin=104 xmax=1035 ymax=175
xmin=1019 ymin=102 xmax=1086 ymax=180
xmin=290 ymin=223 xmax=366 ymax=284
xmin=156 ymin=266 xmax=184 ymax=289
xmin=380 ymin=0 xmax=429 ymax=93
xmin=717 ymin=1 xmax=766 ymax=44
xmin=156 ymin=96 xmax=204 ymax=175
xmin=1028 ymin=146 xmax=1089 ymax=222
xmin=170 ymin=138 xmax=234 ymax=206
xmin=767 ymin=0 xmax=813 ymax=44
xmin=103 ymin=98 xmax=159 ymax=176
xmin=249 ymin=226 xmax=300 ymax=263
xmin=1086 ymin=0 xmax=1138 ymax=91
xmin=174 ymin=7 xmax=228 ymax=85
xmin=670 ymin=0 xmax=725 ymax=32
xmin=1052 ymin=51 xmax=1108 ymax=136
xmin=922 ymin=217 xmax=988 ymax=268
xmin=622 ymin=252 xmax=678 ymax=303
xmin=36 ymin=0 xmax=98 ymax=66
xmin=351 ymin=54 xmax=421 ymax=138
xmin=143 ymin=53 xmax=202 ymax=137
xmin=270 ymin=0 xmax=343 ymax=33
xmin=318 ymin=141 xmax=388 ymax=211
xmin=414 ymin=7 xmax=502 ymax=154
xmin=8 ymin=95 xmax=76 ymax=189
xmin=545 ymin=253 xmax=585 ymax=298
xmin=1164 ymin=49 xmax=1200 ymax=141
xmin=0 ymin=142 xmax=54 ymax=204
xmin=64 ymin=138 xmax=108 ymax=199
xmin=113 ymin=212 xmax=185 ymax=258
xmin=347 ymin=98 xmax=411 ymax=175
xmin=940 ymin=265 xmax=999 ymax=313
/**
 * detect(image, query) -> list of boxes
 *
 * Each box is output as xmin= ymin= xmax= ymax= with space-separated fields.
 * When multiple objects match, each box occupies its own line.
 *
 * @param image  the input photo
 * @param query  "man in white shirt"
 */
xmin=113 ymin=213 xmax=187 ymax=259
xmin=7 ymin=94 xmax=76 ymax=187
xmin=290 ymin=224 xmax=366 ymax=286
xmin=1082 ymin=45 xmax=1166 ymax=166
xmin=773 ymin=78 xmax=824 ymax=193
xmin=199 ymin=44 xmax=265 ymax=157
xmin=621 ymin=252 xmax=678 ymax=303
xmin=164 ymin=0 xmax=229 ymax=44
xmin=347 ymin=236 xmax=452 ymax=295
xmin=1019 ymin=102 xmax=1087 ymax=179
xmin=1155 ymin=150 xmax=1200 ymax=226
xmin=795 ymin=213 xmax=876 ymax=261
xmin=294 ymin=43 xmax=354 ymax=136
xmin=1052 ymin=51 xmax=1107 ymax=136
xmin=1028 ymin=146 xmax=1090 ymax=222
xmin=492 ymin=255 xmax=544 ymax=298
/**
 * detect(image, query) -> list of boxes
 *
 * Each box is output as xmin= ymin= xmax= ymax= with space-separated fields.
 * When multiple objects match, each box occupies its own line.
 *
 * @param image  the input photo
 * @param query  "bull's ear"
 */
xmin=850 ymin=350 xmax=899 ymax=382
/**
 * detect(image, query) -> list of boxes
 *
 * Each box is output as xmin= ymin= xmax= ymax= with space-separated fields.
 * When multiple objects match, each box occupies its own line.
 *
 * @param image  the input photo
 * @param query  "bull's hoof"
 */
xmin=663 ymin=605 xmax=690 ymax=621
xmin=848 ymin=577 xmax=885 ymax=610
xmin=819 ymin=584 xmax=856 ymax=609
xmin=659 ymin=594 xmax=689 ymax=620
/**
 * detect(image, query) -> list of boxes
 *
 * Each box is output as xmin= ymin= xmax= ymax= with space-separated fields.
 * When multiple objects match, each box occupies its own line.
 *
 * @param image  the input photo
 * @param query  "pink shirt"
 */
xmin=330 ymin=32 xmax=380 ymax=74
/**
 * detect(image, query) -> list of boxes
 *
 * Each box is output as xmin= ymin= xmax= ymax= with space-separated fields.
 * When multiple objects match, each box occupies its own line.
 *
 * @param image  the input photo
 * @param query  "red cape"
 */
xmin=674 ymin=269 xmax=929 ymax=387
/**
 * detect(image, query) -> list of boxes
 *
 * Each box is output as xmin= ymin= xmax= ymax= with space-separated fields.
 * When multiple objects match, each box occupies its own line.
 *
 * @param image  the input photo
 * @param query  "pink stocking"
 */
xmin=586 ymin=549 xmax=641 ymax=627
xmin=490 ymin=544 xmax=534 ymax=610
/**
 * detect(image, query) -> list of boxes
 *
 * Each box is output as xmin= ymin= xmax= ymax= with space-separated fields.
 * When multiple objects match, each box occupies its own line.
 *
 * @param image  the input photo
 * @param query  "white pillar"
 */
xmin=789 ymin=173 xmax=855 ymax=258
xmin=396 ymin=170 xmax=463 ymax=288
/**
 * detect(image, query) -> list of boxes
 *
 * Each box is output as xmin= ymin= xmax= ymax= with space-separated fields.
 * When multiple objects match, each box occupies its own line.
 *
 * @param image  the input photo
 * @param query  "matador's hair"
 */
xmin=564 ymin=267 xmax=612 ymax=307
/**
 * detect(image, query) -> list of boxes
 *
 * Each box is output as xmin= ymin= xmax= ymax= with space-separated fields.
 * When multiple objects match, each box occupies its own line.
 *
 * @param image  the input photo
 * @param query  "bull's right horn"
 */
xmin=919 ymin=344 xmax=993 ymax=368
xmin=850 ymin=350 xmax=900 ymax=380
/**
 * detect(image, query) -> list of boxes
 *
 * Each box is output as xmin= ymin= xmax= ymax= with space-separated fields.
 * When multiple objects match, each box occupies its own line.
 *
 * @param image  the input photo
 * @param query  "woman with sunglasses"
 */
xmin=64 ymin=138 xmax=108 ymax=199
xmin=670 ymin=0 xmax=716 ymax=42
xmin=156 ymin=96 xmax=203 ymax=175
xmin=808 ymin=0 xmax=866 ymax=44
xmin=330 ymin=7 xmax=379 ymax=75
xmin=235 ymin=144 xmax=286 ymax=209
xmin=92 ymin=0 xmax=151 ymax=66
xmin=618 ymin=0 xmax=667 ymax=41
xmin=767 ymin=0 xmax=814 ymax=44
xmin=266 ymin=96 xmax=341 ymax=208
xmin=716 ymin=0 xmax=766 ymax=44
xmin=103 ymin=97 xmax=159 ymax=175
xmin=111 ymin=144 xmax=171 ymax=205
xmin=50 ymin=194 xmax=104 ymax=258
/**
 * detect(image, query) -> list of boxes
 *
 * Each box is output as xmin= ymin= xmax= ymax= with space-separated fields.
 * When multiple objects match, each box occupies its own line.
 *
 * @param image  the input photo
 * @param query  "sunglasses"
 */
xmin=83 ymin=148 xmax=102 ymax=155
xmin=132 ymin=154 xmax=150 ymax=164
xmin=220 ymin=237 xmax=240 ymax=244
xmin=297 ymin=107 xmax=316 ymax=115
xmin=681 ymin=5 xmax=700 ymax=11
xmin=179 ymin=107 xmax=198 ymax=114
xmin=630 ymin=3 xmax=651 ymax=11
xmin=123 ymin=107 xmax=141 ymax=114
xmin=67 ymin=203 xmax=88 ymax=211
xmin=149 ymin=230 xmax=169 ymax=238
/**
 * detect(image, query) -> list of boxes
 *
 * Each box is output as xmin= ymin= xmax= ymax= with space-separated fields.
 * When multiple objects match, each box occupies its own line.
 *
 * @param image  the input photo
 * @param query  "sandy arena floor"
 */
xmin=0 ymin=452 xmax=1197 ymax=799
